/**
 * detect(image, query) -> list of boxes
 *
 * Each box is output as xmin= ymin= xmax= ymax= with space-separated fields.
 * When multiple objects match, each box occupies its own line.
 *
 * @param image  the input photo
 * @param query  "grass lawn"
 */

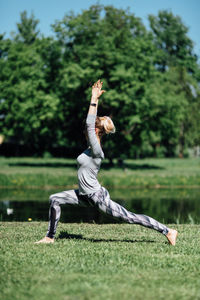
xmin=0 ymin=222 xmax=200 ymax=300
xmin=0 ymin=157 xmax=200 ymax=188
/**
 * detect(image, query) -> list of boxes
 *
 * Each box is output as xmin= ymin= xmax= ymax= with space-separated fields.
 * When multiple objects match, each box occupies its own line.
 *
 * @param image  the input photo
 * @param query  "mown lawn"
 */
xmin=0 ymin=157 xmax=200 ymax=188
xmin=0 ymin=222 xmax=200 ymax=300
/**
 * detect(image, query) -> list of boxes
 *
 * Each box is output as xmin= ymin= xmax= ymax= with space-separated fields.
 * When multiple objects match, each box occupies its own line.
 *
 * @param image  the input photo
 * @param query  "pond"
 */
xmin=0 ymin=188 xmax=200 ymax=224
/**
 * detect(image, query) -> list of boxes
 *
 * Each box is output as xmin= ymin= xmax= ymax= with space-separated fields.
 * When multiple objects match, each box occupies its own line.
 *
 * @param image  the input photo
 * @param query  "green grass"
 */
xmin=0 ymin=222 xmax=200 ymax=300
xmin=0 ymin=157 xmax=200 ymax=188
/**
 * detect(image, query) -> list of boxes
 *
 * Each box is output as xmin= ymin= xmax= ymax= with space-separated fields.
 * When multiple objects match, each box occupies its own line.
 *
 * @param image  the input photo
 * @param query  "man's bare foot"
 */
xmin=34 ymin=237 xmax=54 ymax=244
xmin=166 ymin=229 xmax=178 ymax=246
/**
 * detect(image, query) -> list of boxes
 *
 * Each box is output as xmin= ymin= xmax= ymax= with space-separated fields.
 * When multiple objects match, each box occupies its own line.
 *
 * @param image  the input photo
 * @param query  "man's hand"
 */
xmin=91 ymin=79 xmax=106 ymax=100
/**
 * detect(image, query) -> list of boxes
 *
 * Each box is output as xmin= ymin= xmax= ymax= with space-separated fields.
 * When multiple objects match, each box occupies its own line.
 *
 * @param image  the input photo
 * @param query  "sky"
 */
xmin=0 ymin=0 xmax=200 ymax=55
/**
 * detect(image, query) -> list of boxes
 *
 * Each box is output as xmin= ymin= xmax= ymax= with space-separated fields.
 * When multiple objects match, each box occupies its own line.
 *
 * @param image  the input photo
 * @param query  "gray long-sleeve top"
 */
xmin=77 ymin=114 xmax=104 ymax=195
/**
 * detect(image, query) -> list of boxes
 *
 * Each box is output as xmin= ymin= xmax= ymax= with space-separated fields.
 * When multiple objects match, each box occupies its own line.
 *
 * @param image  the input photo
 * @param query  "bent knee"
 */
xmin=49 ymin=194 xmax=58 ymax=205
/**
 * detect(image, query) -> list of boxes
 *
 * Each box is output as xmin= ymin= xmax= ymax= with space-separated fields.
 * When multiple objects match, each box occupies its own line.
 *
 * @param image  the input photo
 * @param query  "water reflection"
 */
xmin=0 ymin=188 xmax=200 ymax=224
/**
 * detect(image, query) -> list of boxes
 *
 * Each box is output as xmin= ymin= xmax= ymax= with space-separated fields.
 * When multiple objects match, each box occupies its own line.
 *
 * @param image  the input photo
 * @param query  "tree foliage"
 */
xmin=14 ymin=11 xmax=40 ymax=44
xmin=148 ymin=10 xmax=197 ymax=72
xmin=0 ymin=6 xmax=199 ymax=158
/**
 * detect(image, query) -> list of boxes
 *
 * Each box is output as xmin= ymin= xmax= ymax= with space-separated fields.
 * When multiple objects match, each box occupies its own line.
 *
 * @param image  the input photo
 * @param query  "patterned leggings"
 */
xmin=46 ymin=187 xmax=169 ymax=238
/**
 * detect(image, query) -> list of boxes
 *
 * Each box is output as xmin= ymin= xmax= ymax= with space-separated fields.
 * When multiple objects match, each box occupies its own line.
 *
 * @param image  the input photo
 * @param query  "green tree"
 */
xmin=0 ymin=25 xmax=61 ymax=154
xmin=149 ymin=10 xmax=200 ymax=156
xmin=174 ymin=67 xmax=200 ymax=156
xmin=149 ymin=10 xmax=197 ymax=72
xmin=14 ymin=11 xmax=40 ymax=44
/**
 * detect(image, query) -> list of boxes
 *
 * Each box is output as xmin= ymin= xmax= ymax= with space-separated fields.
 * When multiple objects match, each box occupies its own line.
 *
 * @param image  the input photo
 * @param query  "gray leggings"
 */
xmin=46 ymin=187 xmax=169 ymax=238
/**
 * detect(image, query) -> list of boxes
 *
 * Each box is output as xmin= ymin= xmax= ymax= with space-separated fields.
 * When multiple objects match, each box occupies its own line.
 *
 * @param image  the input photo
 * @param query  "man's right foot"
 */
xmin=166 ymin=229 xmax=178 ymax=246
xmin=34 ymin=237 xmax=54 ymax=244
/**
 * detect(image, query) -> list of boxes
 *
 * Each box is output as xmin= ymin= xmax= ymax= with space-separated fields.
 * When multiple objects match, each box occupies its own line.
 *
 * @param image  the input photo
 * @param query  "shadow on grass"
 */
xmin=120 ymin=163 xmax=164 ymax=170
xmin=58 ymin=231 xmax=155 ymax=243
xmin=8 ymin=161 xmax=164 ymax=170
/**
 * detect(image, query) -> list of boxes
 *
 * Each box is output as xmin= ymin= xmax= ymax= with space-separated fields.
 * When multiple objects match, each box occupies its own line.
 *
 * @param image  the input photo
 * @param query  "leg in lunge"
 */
xmin=46 ymin=197 xmax=62 ymax=239
xmin=35 ymin=189 xmax=83 ymax=244
xmin=89 ymin=187 xmax=177 ymax=245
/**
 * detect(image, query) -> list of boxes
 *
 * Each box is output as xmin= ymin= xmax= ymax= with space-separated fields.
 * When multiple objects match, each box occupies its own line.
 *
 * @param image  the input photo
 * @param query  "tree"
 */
xmin=0 ymin=31 xmax=61 ymax=155
xmin=14 ymin=11 xmax=40 ymax=44
xmin=174 ymin=66 xmax=200 ymax=155
xmin=149 ymin=10 xmax=197 ymax=72
xmin=149 ymin=10 xmax=200 ymax=156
